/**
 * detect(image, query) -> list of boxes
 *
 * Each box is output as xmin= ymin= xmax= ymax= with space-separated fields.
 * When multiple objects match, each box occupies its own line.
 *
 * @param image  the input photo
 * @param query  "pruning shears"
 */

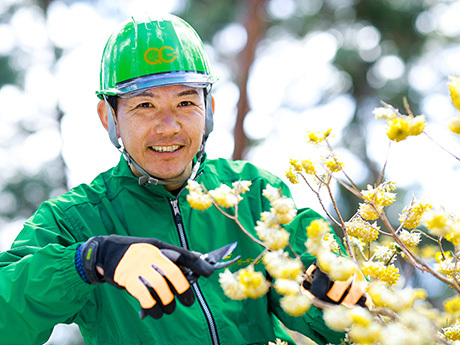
xmin=161 ymin=242 xmax=240 ymax=284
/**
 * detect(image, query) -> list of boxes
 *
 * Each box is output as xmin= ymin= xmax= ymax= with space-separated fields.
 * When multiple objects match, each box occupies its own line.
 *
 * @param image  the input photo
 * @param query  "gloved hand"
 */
xmin=78 ymin=235 xmax=214 ymax=319
xmin=302 ymin=262 xmax=370 ymax=308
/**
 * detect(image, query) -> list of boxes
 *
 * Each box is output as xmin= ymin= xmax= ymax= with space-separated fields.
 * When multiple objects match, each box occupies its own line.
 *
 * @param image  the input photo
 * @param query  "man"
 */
xmin=0 ymin=14 xmax=346 ymax=345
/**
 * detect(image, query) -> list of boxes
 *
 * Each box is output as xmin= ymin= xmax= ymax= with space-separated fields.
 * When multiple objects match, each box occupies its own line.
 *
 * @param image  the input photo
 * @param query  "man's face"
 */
xmin=115 ymin=84 xmax=206 ymax=189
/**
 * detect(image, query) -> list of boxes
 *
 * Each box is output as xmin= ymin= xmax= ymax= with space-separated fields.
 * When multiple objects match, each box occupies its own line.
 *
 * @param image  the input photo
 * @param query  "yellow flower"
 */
xmin=362 ymin=261 xmax=400 ymax=285
xmin=373 ymin=106 xmax=397 ymax=120
xmin=301 ymin=159 xmax=316 ymax=175
xmin=317 ymin=252 xmax=356 ymax=281
xmin=285 ymin=167 xmax=298 ymax=184
xmin=325 ymin=158 xmax=343 ymax=173
xmin=386 ymin=117 xmax=411 ymax=142
xmin=399 ymin=230 xmax=421 ymax=247
xmin=408 ymin=115 xmax=425 ymax=136
xmin=260 ymin=211 xmax=278 ymax=227
xmin=238 ymin=266 xmax=269 ymax=299
xmin=268 ymin=196 xmax=297 ymax=225
xmin=434 ymin=254 xmax=455 ymax=277
xmin=358 ymin=203 xmax=382 ymax=221
xmin=262 ymin=250 xmax=302 ymax=280
xmin=208 ymin=184 xmax=240 ymax=208
xmin=372 ymin=244 xmax=396 ymax=264
xmin=361 ymin=181 xmax=397 ymax=207
xmin=271 ymin=197 xmax=295 ymax=215
xmin=419 ymin=244 xmax=437 ymax=259
xmin=448 ymin=74 xmax=460 ymax=110
xmin=349 ymin=323 xmax=382 ymax=344
xmin=186 ymin=181 xmax=212 ymax=210
xmin=449 ymin=114 xmax=460 ymax=134
xmin=349 ymin=306 xmax=373 ymax=327
xmin=218 ymin=269 xmax=247 ymax=300
xmin=186 ymin=180 xmax=204 ymax=193
xmin=306 ymin=219 xmax=330 ymax=240
xmin=323 ymin=305 xmax=352 ymax=331
xmin=255 ymin=222 xmax=290 ymax=250
xmin=274 ymin=279 xmax=301 ymax=296
xmin=306 ymin=129 xmax=332 ymax=144
xmin=399 ymin=197 xmax=432 ymax=229
xmin=366 ymin=281 xmax=425 ymax=312
xmin=443 ymin=321 xmax=460 ymax=342
xmin=345 ymin=216 xmax=379 ymax=243
xmin=423 ymin=210 xmax=451 ymax=237
xmin=446 ymin=223 xmax=460 ymax=245
xmin=280 ymin=295 xmax=311 ymax=316
xmin=232 ymin=180 xmax=252 ymax=195
xmin=289 ymin=159 xmax=302 ymax=172
xmin=263 ymin=184 xmax=281 ymax=202
xmin=444 ymin=295 xmax=460 ymax=315
xmin=322 ymin=233 xmax=340 ymax=253
xmin=187 ymin=191 xmax=213 ymax=211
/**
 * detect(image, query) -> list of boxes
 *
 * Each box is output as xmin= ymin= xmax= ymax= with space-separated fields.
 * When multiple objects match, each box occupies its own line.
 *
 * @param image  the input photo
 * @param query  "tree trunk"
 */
xmin=232 ymin=0 xmax=267 ymax=160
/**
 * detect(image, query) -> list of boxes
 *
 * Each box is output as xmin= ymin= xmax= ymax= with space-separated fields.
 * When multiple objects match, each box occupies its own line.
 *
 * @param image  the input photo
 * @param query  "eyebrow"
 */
xmin=135 ymin=88 xmax=200 ymax=98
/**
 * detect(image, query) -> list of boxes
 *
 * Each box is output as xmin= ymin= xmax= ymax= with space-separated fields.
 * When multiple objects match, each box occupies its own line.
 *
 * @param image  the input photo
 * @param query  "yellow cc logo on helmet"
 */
xmin=144 ymin=46 xmax=178 ymax=65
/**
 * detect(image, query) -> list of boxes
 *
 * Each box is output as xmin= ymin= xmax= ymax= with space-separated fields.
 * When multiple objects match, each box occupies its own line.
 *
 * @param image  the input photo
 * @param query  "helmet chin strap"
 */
xmin=103 ymin=96 xmax=205 ymax=186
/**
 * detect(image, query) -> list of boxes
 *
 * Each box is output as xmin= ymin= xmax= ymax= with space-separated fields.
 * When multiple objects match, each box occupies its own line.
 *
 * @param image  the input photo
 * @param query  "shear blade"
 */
xmin=204 ymin=242 xmax=238 ymax=265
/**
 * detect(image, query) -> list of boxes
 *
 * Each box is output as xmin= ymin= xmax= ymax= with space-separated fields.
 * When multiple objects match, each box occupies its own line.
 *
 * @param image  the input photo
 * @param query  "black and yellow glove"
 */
xmin=302 ymin=262 xmax=371 ymax=308
xmin=77 ymin=235 xmax=214 ymax=319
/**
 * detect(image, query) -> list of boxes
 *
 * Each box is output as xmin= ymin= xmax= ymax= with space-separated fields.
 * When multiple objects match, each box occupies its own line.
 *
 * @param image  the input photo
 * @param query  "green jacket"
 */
xmin=0 ymin=156 xmax=344 ymax=345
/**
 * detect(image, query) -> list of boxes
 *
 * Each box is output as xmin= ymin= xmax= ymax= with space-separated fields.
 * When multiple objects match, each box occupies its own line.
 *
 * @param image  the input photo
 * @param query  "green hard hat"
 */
xmin=97 ymin=14 xmax=217 ymax=98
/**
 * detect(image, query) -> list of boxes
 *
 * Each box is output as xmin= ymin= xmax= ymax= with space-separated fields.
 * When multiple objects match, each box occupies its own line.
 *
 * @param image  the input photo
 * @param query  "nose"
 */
xmin=154 ymin=111 xmax=181 ymax=136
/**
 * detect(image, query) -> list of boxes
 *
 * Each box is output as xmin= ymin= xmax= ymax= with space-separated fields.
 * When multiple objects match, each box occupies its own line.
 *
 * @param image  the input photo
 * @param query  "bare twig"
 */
xmin=423 ymin=131 xmax=460 ymax=162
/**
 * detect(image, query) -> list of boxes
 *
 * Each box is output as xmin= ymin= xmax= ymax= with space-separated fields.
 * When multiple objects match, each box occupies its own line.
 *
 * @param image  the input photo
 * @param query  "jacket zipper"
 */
xmin=169 ymin=198 xmax=220 ymax=345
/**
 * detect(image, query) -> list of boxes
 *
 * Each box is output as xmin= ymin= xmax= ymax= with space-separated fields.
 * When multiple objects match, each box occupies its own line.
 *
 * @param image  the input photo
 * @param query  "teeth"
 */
xmin=151 ymin=145 xmax=180 ymax=153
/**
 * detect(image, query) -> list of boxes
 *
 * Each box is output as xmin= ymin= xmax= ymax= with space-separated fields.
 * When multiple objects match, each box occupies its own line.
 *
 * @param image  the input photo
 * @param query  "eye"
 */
xmin=137 ymin=102 xmax=153 ymax=108
xmin=178 ymin=100 xmax=194 ymax=107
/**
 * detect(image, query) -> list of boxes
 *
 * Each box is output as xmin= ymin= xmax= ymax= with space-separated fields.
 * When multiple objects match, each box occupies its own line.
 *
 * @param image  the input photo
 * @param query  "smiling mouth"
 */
xmin=150 ymin=145 xmax=181 ymax=153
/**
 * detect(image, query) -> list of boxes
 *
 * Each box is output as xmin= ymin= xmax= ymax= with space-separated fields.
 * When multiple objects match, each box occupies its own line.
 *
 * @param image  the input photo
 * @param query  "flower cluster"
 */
xmin=305 ymin=129 xmax=332 ymax=144
xmin=361 ymin=261 xmax=400 ymax=286
xmin=345 ymin=216 xmax=380 ymax=243
xmin=374 ymin=106 xmax=426 ymax=142
xmin=193 ymin=76 xmax=460 ymax=344
xmin=214 ymin=183 xmax=307 ymax=316
xmin=423 ymin=209 xmax=460 ymax=245
xmin=324 ymin=283 xmax=436 ymax=344
xmin=255 ymin=184 xmax=297 ymax=250
xmin=434 ymin=252 xmax=458 ymax=279
xmin=186 ymin=180 xmax=213 ymax=210
xmin=442 ymin=321 xmax=460 ymax=343
xmin=186 ymin=180 xmax=252 ymax=210
xmin=358 ymin=181 xmax=396 ymax=221
xmin=218 ymin=266 xmax=269 ymax=300
xmin=398 ymin=197 xmax=432 ymax=229
xmin=399 ymin=229 xmax=421 ymax=248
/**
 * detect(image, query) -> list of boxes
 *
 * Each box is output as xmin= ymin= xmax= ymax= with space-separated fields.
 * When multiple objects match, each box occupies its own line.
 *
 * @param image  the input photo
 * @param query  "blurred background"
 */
xmin=1 ymin=0 xmax=460 ymax=343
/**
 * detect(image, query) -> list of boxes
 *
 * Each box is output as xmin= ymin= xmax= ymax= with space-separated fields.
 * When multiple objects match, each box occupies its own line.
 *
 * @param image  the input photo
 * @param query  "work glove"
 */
xmin=302 ymin=262 xmax=371 ymax=308
xmin=78 ymin=235 xmax=214 ymax=319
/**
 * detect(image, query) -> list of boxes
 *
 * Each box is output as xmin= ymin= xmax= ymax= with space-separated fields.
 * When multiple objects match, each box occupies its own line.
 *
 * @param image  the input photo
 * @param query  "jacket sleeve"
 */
xmin=0 ymin=201 xmax=94 ymax=345
xmin=269 ymin=207 xmax=346 ymax=345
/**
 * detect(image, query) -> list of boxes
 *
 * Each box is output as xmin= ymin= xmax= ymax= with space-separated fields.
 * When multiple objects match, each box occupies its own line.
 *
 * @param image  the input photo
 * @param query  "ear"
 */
xmin=97 ymin=99 xmax=109 ymax=132
xmin=97 ymin=99 xmax=118 ymax=135
xmin=211 ymin=95 xmax=215 ymax=113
